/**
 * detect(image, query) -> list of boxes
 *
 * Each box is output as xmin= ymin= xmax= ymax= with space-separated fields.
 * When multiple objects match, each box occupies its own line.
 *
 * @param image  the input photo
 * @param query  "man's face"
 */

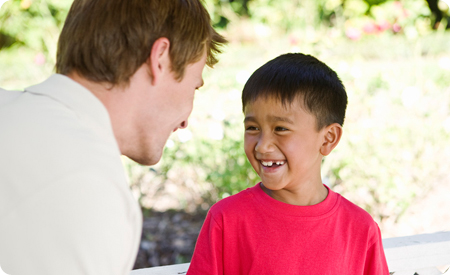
xmin=132 ymin=52 xmax=207 ymax=165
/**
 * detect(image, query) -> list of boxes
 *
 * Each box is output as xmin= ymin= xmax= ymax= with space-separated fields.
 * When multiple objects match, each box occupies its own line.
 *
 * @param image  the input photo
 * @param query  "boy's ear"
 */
xmin=320 ymin=123 xmax=343 ymax=156
xmin=148 ymin=37 xmax=171 ymax=85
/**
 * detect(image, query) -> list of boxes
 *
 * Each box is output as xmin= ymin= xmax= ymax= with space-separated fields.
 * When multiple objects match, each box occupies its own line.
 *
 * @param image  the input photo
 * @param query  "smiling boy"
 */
xmin=187 ymin=53 xmax=389 ymax=274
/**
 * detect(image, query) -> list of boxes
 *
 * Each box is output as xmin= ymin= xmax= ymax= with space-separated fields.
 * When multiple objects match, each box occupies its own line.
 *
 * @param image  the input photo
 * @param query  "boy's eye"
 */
xmin=246 ymin=126 xmax=259 ymax=131
xmin=275 ymin=126 xmax=288 ymax=131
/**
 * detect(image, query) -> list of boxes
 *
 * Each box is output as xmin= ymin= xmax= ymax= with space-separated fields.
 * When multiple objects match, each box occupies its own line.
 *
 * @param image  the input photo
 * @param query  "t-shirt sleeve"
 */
xmin=187 ymin=209 xmax=224 ymax=275
xmin=364 ymin=225 xmax=390 ymax=275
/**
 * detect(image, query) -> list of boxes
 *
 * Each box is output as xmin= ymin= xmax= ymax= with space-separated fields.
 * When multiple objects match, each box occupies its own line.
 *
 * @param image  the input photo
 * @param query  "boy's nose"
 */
xmin=255 ymin=134 xmax=275 ymax=153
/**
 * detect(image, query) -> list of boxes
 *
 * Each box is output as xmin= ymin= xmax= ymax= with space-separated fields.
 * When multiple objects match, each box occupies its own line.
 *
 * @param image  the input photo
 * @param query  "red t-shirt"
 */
xmin=188 ymin=183 xmax=389 ymax=275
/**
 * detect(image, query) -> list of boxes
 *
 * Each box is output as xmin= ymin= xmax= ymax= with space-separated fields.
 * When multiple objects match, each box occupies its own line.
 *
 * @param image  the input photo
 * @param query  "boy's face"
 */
xmin=244 ymin=96 xmax=326 ymax=193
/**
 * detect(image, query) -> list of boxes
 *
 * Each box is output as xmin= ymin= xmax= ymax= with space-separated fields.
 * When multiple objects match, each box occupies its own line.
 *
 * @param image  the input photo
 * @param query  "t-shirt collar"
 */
xmin=252 ymin=182 xmax=340 ymax=219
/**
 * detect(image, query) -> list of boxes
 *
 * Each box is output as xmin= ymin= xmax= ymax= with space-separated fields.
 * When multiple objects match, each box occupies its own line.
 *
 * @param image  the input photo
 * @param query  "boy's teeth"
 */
xmin=261 ymin=160 xmax=285 ymax=167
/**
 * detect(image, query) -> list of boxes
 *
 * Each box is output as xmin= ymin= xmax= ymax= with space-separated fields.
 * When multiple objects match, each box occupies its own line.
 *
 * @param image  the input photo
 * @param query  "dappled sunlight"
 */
xmin=1 ymin=0 xmax=450 ymax=268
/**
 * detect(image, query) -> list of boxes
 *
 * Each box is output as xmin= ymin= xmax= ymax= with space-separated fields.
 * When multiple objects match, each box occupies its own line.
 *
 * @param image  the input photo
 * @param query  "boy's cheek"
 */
xmin=247 ymin=159 xmax=260 ymax=174
xmin=243 ymin=140 xmax=255 ymax=157
xmin=243 ymin=147 xmax=252 ymax=161
xmin=243 ymin=143 xmax=257 ymax=166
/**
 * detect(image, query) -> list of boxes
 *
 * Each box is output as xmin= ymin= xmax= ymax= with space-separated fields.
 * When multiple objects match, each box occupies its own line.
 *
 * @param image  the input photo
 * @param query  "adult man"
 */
xmin=0 ymin=0 xmax=226 ymax=274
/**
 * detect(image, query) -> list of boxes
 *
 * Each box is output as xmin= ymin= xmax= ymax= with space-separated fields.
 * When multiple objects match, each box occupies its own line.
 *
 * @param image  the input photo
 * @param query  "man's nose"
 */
xmin=173 ymin=120 xmax=188 ymax=132
xmin=179 ymin=120 xmax=188 ymax=129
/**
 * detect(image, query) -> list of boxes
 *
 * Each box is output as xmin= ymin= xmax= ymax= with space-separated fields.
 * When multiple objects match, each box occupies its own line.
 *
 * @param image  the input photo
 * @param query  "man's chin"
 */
xmin=125 ymin=151 xmax=163 ymax=166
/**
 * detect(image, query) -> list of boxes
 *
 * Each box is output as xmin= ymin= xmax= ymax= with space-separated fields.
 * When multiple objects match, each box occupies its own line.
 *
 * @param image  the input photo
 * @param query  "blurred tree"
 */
xmin=158 ymin=118 xmax=258 ymax=203
xmin=2 ymin=0 xmax=450 ymax=230
xmin=0 ymin=0 xmax=446 ymax=56
xmin=0 ymin=0 xmax=70 ymax=59
xmin=0 ymin=32 xmax=15 ymax=49
xmin=425 ymin=0 xmax=450 ymax=28
xmin=229 ymin=0 xmax=252 ymax=16
xmin=363 ymin=0 xmax=388 ymax=5
xmin=205 ymin=0 xmax=252 ymax=28
xmin=203 ymin=0 xmax=447 ymax=32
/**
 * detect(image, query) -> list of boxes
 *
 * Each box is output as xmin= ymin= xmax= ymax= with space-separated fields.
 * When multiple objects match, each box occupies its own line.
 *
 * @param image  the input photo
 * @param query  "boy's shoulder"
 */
xmin=207 ymin=185 xmax=379 ymax=230
xmin=336 ymin=193 xmax=379 ymax=230
xmin=209 ymin=185 xmax=258 ymax=216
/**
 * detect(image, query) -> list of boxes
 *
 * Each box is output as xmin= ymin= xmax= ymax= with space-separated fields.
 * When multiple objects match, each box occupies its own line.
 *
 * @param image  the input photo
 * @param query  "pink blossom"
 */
xmin=345 ymin=27 xmax=362 ymax=40
xmin=363 ymin=22 xmax=378 ymax=34
xmin=392 ymin=23 xmax=402 ymax=33
xmin=34 ymin=53 xmax=46 ymax=66
xmin=377 ymin=20 xmax=391 ymax=32
xmin=394 ymin=1 xmax=403 ymax=10
xmin=393 ymin=1 xmax=409 ymax=18
xmin=289 ymin=35 xmax=299 ymax=46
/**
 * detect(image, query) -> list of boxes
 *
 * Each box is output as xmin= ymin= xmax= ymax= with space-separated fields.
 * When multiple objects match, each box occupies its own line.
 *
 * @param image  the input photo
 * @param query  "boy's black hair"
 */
xmin=242 ymin=53 xmax=348 ymax=130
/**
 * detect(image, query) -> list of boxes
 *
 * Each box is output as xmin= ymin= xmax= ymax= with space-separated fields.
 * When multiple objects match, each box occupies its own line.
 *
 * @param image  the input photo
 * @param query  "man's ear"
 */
xmin=148 ymin=37 xmax=171 ymax=85
xmin=320 ymin=123 xmax=343 ymax=156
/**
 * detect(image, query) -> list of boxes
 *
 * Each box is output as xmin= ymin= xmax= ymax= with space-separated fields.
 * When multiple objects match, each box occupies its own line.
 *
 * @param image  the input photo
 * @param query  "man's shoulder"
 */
xmin=0 ymin=78 xmax=123 ymax=218
xmin=0 ymin=88 xmax=114 ymax=157
xmin=0 ymin=88 xmax=22 ymax=107
xmin=0 ymin=75 xmax=117 ymax=156
xmin=0 ymin=79 xmax=78 ymax=130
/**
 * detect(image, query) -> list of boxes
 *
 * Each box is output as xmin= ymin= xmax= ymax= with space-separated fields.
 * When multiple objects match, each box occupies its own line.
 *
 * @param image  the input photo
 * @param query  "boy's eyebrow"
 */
xmin=243 ymin=116 xmax=256 ymax=123
xmin=268 ymin=115 xmax=294 ymax=124
xmin=243 ymin=116 xmax=294 ymax=124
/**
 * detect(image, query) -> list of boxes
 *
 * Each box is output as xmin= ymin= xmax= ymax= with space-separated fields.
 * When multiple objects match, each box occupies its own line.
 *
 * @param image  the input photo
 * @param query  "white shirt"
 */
xmin=0 ymin=74 xmax=143 ymax=275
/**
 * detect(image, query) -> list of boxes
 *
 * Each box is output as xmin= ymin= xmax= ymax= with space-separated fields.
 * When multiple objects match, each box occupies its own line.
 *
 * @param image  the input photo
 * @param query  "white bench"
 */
xmin=131 ymin=263 xmax=190 ymax=275
xmin=131 ymin=231 xmax=450 ymax=275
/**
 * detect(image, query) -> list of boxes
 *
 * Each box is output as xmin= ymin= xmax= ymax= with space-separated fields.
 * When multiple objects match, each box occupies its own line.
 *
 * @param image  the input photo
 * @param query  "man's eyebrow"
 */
xmin=268 ymin=116 xmax=294 ymax=124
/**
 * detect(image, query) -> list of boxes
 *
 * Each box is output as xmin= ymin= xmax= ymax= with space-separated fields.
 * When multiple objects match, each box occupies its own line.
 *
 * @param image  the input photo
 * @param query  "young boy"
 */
xmin=187 ymin=53 xmax=389 ymax=274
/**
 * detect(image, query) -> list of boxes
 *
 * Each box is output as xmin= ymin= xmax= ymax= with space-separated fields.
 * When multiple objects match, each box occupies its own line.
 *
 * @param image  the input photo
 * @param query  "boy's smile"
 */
xmin=244 ymin=96 xmax=329 ymax=205
xmin=260 ymin=160 xmax=285 ymax=167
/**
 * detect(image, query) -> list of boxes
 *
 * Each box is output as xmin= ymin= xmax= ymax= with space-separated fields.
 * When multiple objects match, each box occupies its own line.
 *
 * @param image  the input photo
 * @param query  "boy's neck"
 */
xmin=260 ymin=182 xmax=328 ymax=206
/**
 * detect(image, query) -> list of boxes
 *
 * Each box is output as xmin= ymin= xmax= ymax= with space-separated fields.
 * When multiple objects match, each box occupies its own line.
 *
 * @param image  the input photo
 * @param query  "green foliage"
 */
xmin=363 ymin=0 xmax=388 ymax=8
xmin=1 ymin=0 xmax=450 ymax=235
xmin=0 ymin=0 xmax=70 ymax=57
xmin=202 ymin=0 xmax=446 ymax=35
xmin=320 ymin=40 xmax=450 ymax=226
xmin=159 ymin=117 xmax=258 ymax=201
xmin=344 ymin=0 xmax=369 ymax=18
xmin=0 ymin=0 xmax=71 ymax=88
